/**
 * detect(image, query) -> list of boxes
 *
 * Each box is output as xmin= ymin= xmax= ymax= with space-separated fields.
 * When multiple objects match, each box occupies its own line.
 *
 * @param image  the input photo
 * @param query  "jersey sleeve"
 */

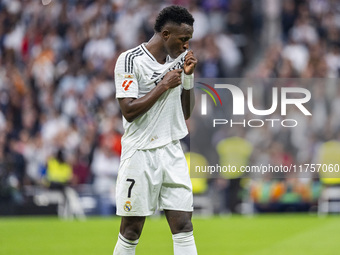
xmin=114 ymin=52 xmax=139 ymax=98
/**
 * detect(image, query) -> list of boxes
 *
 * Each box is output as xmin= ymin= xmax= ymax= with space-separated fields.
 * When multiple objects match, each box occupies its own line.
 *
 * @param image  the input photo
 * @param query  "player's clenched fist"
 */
xmin=160 ymin=69 xmax=183 ymax=89
xmin=183 ymin=50 xmax=197 ymax=75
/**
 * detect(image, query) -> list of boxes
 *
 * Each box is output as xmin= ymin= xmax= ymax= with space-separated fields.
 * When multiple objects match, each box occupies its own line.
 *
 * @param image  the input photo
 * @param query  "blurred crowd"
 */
xmin=0 ymin=0 xmax=339 ymax=214
xmin=243 ymin=0 xmax=340 ymax=211
xmin=190 ymin=0 xmax=340 ymax=213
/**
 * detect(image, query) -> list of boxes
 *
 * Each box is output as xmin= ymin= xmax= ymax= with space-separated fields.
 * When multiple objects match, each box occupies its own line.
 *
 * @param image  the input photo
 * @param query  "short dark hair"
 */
xmin=154 ymin=5 xmax=194 ymax=33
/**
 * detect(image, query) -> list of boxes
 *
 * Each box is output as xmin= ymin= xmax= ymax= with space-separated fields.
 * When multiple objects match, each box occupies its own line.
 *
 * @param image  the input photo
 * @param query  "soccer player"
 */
xmin=113 ymin=5 xmax=197 ymax=255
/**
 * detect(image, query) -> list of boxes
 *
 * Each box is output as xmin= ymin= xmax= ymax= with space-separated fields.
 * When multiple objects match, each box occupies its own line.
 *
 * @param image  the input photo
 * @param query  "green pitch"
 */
xmin=0 ymin=214 xmax=339 ymax=255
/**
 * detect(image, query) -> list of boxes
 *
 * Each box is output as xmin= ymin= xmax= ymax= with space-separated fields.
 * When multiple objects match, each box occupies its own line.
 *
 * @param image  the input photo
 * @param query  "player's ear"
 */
xmin=161 ymin=29 xmax=170 ymax=41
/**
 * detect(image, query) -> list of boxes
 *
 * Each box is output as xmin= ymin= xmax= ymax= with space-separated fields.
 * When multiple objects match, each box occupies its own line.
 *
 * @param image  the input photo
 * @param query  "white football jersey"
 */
xmin=115 ymin=43 xmax=189 ymax=160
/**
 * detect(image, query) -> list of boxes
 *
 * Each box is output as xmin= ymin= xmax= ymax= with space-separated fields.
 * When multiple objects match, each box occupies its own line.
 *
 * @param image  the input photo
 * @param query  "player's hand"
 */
xmin=183 ymin=50 xmax=197 ymax=75
xmin=161 ymin=69 xmax=182 ymax=89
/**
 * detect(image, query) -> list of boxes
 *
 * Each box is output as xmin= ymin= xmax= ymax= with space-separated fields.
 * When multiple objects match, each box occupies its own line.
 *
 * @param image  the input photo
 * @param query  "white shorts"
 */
xmin=116 ymin=140 xmax=193 ymax=216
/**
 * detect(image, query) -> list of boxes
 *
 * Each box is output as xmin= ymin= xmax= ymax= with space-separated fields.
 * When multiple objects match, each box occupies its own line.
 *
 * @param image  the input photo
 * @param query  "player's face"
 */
xmin=163 ymin=23 xmax=193 ymax=59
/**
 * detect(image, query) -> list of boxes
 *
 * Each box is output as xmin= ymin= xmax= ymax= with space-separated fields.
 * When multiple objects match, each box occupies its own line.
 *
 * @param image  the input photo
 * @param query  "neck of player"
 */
xmin=146 ymin=34 xmax=168 ymax=64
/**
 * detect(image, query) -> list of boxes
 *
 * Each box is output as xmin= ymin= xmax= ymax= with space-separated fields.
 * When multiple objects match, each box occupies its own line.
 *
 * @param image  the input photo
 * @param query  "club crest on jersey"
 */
xmin=124 ymin=201 xmax=132 ymax=212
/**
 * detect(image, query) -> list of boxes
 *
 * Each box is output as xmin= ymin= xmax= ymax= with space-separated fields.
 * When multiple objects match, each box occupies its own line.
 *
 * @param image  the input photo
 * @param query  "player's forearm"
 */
xmin=119 ymin=69 xmax=183 ymax=122
xmin=181 ymin=88 xmax=195 ymax=120
xmin=119 ymin=84 xmax=170 ymax=122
